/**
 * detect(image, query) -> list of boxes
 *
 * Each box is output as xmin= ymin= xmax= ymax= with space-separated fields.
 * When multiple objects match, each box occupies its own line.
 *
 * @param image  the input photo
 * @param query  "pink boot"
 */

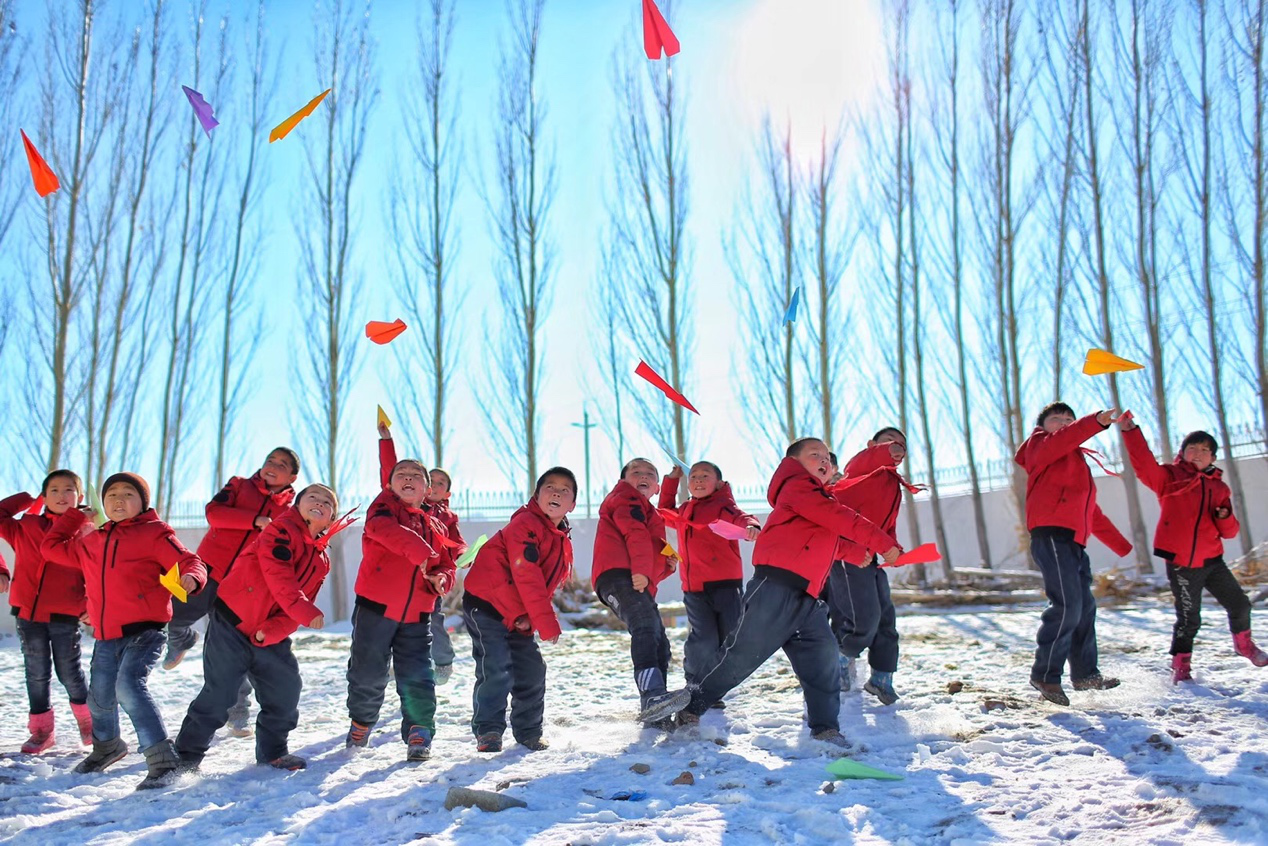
xmin=70 ymin=702 xmax=93 ymax=746
xmin=20 ymin=710 xmax=55 ymax=754
xmin=1233 ymin=630 xmax=1268 ymax=667
xmin=1171 ymin=653 xmax=1192 ymax=684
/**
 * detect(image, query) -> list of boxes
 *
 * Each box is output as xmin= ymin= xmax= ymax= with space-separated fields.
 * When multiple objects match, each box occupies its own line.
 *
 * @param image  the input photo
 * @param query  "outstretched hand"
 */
xmin=1115 ymin=410 xmax=1137 ymax=431
xmin=1096 ymin=408 xmax=1119 ymax=427
xmin=668 ymin=465 xmax=684 ymax=479
xmin=377 ymin=422 xmax=391 ymax=440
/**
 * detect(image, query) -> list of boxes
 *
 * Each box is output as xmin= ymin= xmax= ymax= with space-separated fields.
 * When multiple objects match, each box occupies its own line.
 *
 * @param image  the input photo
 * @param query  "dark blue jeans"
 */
xmin=431 ymin=609 xmax=455 ymax=666
xmin=167 ymin=577 xmax=252 ymax=727
xmin=682 ymin=586 xmax=743 ymax=685
xmin=463 ymin=596 xmax=547 ymax=742
xmin=89 ymin=628 xmax=167 ymax=749
xmin=176 ymin=610 xmax=302 ymax=764
xmin=1031 ymin=530 xmax=1100 ymax=684
xmin=595 ymin=570 xmax=671 ymax=696
xmin=825 ymin=560 xmax=899 ymax=672
xmin=16 ymin=616 xmax=88 ymax=713
xmin=346 ymin=604 xmax=437 ymax=741
xmin=686 ymin=568 xmax=841 ymax=734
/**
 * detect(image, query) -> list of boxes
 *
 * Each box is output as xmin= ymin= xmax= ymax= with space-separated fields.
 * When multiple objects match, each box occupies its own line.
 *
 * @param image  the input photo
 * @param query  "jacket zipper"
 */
xmin=1185 ymin=477 xmax=1206 ymax=566
xmin=100 ymin=522 xmax=118 ymax=635
xmin=223 ymin=496 xmax=274 ymax=582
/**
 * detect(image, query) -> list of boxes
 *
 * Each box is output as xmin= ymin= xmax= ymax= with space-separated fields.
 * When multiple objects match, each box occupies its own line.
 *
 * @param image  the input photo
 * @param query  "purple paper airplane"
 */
xmin=181 ymin=85 xmax=219 ymax=138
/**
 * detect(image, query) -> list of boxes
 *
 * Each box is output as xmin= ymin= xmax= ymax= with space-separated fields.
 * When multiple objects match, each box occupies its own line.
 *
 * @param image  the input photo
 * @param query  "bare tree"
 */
xmin=593 ymin=252 xmax=629 ymax=461
xmin=479 ymin=0 xmax=554 ymax=494
xmin=388 ymin=0 xmax=462 ymax=469
xmin=0 ymin=0 xmax=24 ymax=252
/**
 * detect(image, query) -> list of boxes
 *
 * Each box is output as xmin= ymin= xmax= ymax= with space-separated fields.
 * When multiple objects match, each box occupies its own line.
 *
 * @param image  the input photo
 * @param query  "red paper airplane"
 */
xmin=881 ymin=543 xmax=942 ymax=568
xmin=365 ymin=319 xmax=407 ymax=345
xmin=642 ymin=0 xmax=680 ymax=60
xmin=709 ymin=520 xmax=752 ymax=541
xmin=25 ymin=496 xmax=44 ymax=515
xmin=20 ymin=130 xmax=59 ymax=197
xmin=635 ymin=360 xmax=698 ymax=414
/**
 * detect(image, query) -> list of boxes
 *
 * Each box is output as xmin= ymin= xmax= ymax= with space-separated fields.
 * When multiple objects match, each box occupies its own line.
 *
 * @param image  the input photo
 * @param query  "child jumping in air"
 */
xmin=1119 ymin=415 xmax=1268 ymax=681
xmin=0 ymin=471 xmax=93 ymax=753
xmin=658 ymin=461 xmax=760 ymax=693
xmin=463 ymin=467 xmax=577 ymax=752
xmin=425 ymin=467 xmax=466 ymax=684
xmin=175 ymin=484 xmax=339 ymax=772
xmin=42 ymin=473 xmax=207 ymax=789
xmin=1016 ymin=403 xmax=1133 ymax=706
xmin=592 ymin=458 xmax=678 ymax=727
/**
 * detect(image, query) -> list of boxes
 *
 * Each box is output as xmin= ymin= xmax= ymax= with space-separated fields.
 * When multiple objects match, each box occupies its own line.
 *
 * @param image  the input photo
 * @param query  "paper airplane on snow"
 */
xmin=160 ymin=564 xmax=188 ymax=603
xmin=826 ymin=757 xmax=904 ymax=781
xmin=642 ymin=0 xmax=680 ymax=60
xmin=181 ymin=86 xmax=219 ymax=138
xmin=366 ymin=319 xmax=407 ymax=345
xmin=20 ymin=130 xmax=59 ymax=197
xmin=1082 ymin=348 xmax=1144 ymax=376
xmin=456 ymin=534 xmax=489 ymax=569
xmin=708 ymin=520 xmax=753 ymax=542
xmin=269 ymin=88 xmax=331 ymax=143
xmin=377 ymin=404 xmax=392 ymax=430
xmin=635 ymin=360 xmax=699 ymax=414
xmin=881 ymin=543 xmax=942 ymax=568
xmin=783 ymin=287 xmax=801 ymax=325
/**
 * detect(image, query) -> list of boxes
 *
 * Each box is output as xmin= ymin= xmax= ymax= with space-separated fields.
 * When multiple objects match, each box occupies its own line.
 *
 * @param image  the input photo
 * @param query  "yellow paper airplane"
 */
xmin=662 ymin=542 xmax=679 ymax=561
xmin=377 ymin=404 xmax=392 ymax=429
xmin=1082 ymin=348 xmax=1144 ymax=376
xmin=160 ymin=564 xmax=188 ymax=603
xmin=269 ymin=88 xmax=331 ymax=143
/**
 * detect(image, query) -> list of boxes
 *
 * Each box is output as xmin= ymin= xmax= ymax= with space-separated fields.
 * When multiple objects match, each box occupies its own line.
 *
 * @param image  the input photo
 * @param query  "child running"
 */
xmin=42 ymin=473 xmax=207 ymax=789
xmin=1119 ymin=414 xmax=1268 ymax=681
xmin=175 ymin=485 xmax=339 ymax=772
xmin=591 ymin=458 xmax=678 ymax=726
xmin=344 ymin=427 xmax=455 ymax=760
xmin=462 ymin=466 xmax=577 ymax=752
xmin=425 ymin=466 xmax=466 ymax=684
xmin=1016 ymin=403 xmax=1132 ymax=706
xmin=658 ymin=461 xmax=760 ymax=694
xmin=0 ymin=471 xmax=93 ymax=753
xmin=644 ymin=438 xmax=900 ymax=745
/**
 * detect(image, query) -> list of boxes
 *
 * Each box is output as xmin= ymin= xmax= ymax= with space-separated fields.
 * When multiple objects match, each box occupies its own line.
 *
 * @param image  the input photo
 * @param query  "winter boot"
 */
xmin=1029 ymin=677 xmax=1070 ymax=707
xmin=476 ymin=732 xmax=503 ymax=753
xmin=136 ymin=739 xmax=179 ymax=790
xmin=1233 ymin=630 xmax=1268 ymax=667
xmin=268 ymin=754 xmax=307 ymax=771
xmin=864 ymin=671 xmax=899 ymax=706
xmin=74 ymin=736 xmax=129 ymax=773
xmin=70 ymin=702 xmax=93 ymax=746
xmin=20 ymin=710 xmax=55 ymax=755
xmin=635 ymin=667 xmax=683 ymax=727
xmin=406 ymin=726 xmax=432 ymax=762
xmin=345 ymin=719 xmax=371 ymax=748
xmin=1171 ymin=653 xmax=1193 ymax=684
xmin=518 ymin=736 xmax=549 ymax=752
xmin=839 ymin=655 xmax=855 ymax=692
xmin=434 ymin=664 xmax=453 ymax=685
xmin=162 ymin=630 xmax=198 ymax=671
xmin=1071 ymin=673 xmax=1121 ymax=691
xmin=811 ymin=729 xmax=851 ymax=748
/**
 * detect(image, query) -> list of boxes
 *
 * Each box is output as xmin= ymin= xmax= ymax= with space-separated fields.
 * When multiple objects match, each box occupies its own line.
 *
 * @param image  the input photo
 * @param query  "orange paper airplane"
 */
xmin=20 ymin=130 xmax=59 ymax=197
xmin=1082 ymin=348 xmax=1144 ymax=376
xmin=269 ymin=88 xmax=332 ymax=143
xmin=365 ymin=319 xmax=407 ymax=345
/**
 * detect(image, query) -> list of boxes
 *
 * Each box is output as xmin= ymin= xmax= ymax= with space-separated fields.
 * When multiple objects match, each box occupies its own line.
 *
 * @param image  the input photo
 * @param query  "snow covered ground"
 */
xmin=2 ymin=600 xmax=1267 ymax=845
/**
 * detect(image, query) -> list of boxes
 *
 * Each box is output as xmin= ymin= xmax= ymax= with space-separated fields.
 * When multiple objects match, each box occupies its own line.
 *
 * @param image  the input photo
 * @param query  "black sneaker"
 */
xmin=406 ymin=726 xmax=432 ymax=762
xmin=268 ymin=754 xmax=307 ymax=771
xmin=1030 ymin=678 xmax=1070 ymax=706
xmin=1071 ymin=674 xmax=1120 ymax=691
xmin=345 ymin=720 xmax=371 ymax=748
xmin=476 ymin=732 xmax=503 ymax=753
xmin=637 ymin=689 xmax=692 ymax=723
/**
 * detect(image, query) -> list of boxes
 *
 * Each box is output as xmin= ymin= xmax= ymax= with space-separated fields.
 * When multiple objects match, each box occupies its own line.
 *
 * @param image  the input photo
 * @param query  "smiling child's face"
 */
xmin=536 ymin=475 xmax=577 ymax=522
xmin=391 ymin=463 xmax=430 ymax=506
xmin=43 ymin=477 xmax=80 ymax=516
xmin=260 ymin=451 xmax=298 ymax=490
xmin=687 ymin=465 xmax=720 ymax=498
xmin=1182 ymin=442 xmax=1215 ymax=471
xmin=427 ymin=471 xmax=450 ymax=502
xmin=623 ymin=461 xmax=660 ymax=498
xmin=1042 ymin=412 xmax=1076 ymax=434
xmin=796 ymin=440 xmax=833 ymax=483
xmin=103 ymin=483 xmax=143 ymax=522
xmin=297 ymin=488 xmax=336 ymax=534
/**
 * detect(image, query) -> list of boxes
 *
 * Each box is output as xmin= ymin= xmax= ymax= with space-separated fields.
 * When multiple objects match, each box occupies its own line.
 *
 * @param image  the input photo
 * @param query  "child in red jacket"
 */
xmin=1119 ymin=416 xmax=1267 ymax=681
xmin=592 ymin=458 xmax=678 ymax=726
xmin=345 ymin=428 xmax=456 ymax=761
xmin=658 ymin=461 xmax=759 ymax=692
xmin=175 ymin=485 xmax=337 ymax=771
xmin=1016 ymin=403 xmax=1133 ymax=706
xmin=826 ymin=427 xmax=912 ymax=705
xmin=164 ymin=447 xmax=299 ymax=739
xmin=42 ymin=473 xmax=207 ymax=790
xmin=425 ymin=466 xmax=466 ymax=684
xmin=463 ymin=467 xmax=576 ymax=752
xmin=0 ymin=470 xmax=92 ymax=754
xmin=644 ymin=438 xmax=899 ymax=745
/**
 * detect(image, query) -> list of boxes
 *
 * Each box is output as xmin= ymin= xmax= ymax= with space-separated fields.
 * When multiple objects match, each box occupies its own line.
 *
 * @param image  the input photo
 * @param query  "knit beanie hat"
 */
xmin=102 ymin=472 xmax=151 ymax=512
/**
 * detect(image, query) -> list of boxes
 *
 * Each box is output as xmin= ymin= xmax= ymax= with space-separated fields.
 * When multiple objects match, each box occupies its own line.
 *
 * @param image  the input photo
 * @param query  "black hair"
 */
xmin=535 ymin=466 xmax=578 ymax=497
xmin=1036 ymin=402 xmax=1076 ymax=427
xmin=828 ymin=452 xmax=839 ymax=467
xmin=296 ymin=483 xmax=340 ymax=513
xmin=41 ymin=469 xmax=83 ymax=497
xmin=785 ymin=437 xmax=824 ymax=458
xmin=871 ymin=427 xmax=906 ymax=443
xmin=430 ymin=468 xmax=453 ymax=490
xmin=391 ymin=459 xmax=430 ymax=478
xmin=1180 ymin=430 xmax=1219 ymax=457
xmin=268 ymin=447 xmax=301 ymax=475
xmin=690 ymin=460 xmax=723 ymax=481
xmin=620 ymin=457 xmax=656 ymax=480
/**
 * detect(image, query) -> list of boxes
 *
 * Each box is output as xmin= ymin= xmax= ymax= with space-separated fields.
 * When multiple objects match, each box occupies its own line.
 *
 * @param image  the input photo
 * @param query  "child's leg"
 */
xmin=87 ymin=639 xmax=124 ymax=741
xmin=682 ymin=591 xmax=719 ymax=685
xmin=390 ymin=619 xmax=436 ymax=741
xmin=175 ymin=612 xmax=254 ymax=762
xmin=1200 ymin=558 xmax=1253 ymax=636
xmin=16 ymin=618 xmax=54 ymax=715
xmin=596 ymin=572 xmax=670 ymax=698
xmin=781 ymin=598 xmax=843 ymax=734
xmin=1031 ymin=534 xmax=1087 ymax=684
xmin=868 ymin=567 xmax=899 ymax=673
xmin=47 ymin=619 xmax=89 ymax=705
xmin=835 ymin=562 xmax=884 ymax=660
xmin=463 ymin=598 xmax=514 ymax=739
xmin=430 ymin=609 xmax=455 ymax=667
xmin=823 ymin=561 xmax=852 ymax=651
xmin=165 ymin=578 xmax=218 ymax=659
xmin=247 ymin=641 xmax=302 ymax=764
xmin=113 ymin=629 xmax=168 ymax=751
xmin=226 ymin=679 xmax=253 ymax=731
xmin=345 ymin=605 xmax=398 ymax=729
xmin=1167 ymin=562 xmax=1206 ymax=654
xmin=507 ymin=634 xmax=547 ymax=745
xmin=1067 ymin=547 xmax=1101 ymax=682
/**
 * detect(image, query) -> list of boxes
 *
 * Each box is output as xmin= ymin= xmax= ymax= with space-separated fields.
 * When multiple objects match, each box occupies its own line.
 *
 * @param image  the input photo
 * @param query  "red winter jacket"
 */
xmin=0 ymin=493 xmax=88 ymax=622
xmin=1014 ymin=415 xmax=1132 ymax=555
xmin=752 ymin=458 xmax=899 ymax=596
xmin=42 ymin=508 xmax=207 ymax=640
xmin=832 ymin=445 xmax=906 ymax=566
xmin=198 ymin=473 xmax=295 ymax=582
xmin=658 ymin=476 xmax=760 ymax=592
xmin=1122 ymin=427 xmax=1240 ymax=567
xmin=429 ymin=497 xmax=468 ymax=557
xmin=465 ymin=499 xmax=573 ymax=641
xmin=591 ymin=480 xmax=676 ymax=596
xmin=217 ymin=507 xmax=329 ymax=646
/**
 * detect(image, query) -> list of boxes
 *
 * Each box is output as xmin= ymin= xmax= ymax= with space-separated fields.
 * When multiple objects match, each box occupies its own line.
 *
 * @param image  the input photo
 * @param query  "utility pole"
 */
xmin=571 ymin=407 xmax=597 ymax=518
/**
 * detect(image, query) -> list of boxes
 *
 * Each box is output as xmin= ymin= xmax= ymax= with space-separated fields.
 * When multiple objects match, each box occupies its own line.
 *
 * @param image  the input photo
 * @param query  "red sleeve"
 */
xmin=1121 ymin=427 xmax=1171 ymax=495
xmin=1214 ymin=491 xmax=1241 ymax=539
xmin=257 ymin=524 xmax=323 ymax=628
xmin=719 ymin=491 xmax=760 ymax=530
xmin=154 ymin=526 xmax=208 ymax=592
xmin=658 ymin=476 xmax=680 ymax=512
xmin=425 ymin=540 xmax=457 ymax=594
xmin=613 ymin=496 xmax=657 ymax=581
xmin=379 ymin=439 xmax=398 ymax=489
xmin=41 ymin=508 xmax=90 ymax=569
xmin=0 ymin=492 xmax=38 ymax=545
xmin=843 ymin=444 xmax=893 ymax=477
xmin=1091 ymin=507 xmax=1133 ymax=557
xmin=365 ymin=507 xmax=436 ymax=565
xmin=788 ymin=478 xmax=898 ymax=555
xmin=1020 ymin=415 xmax=1107 ymax=474
xmin=204 ymin=478 xmax=259 ymax=531
xmin=0 ymin=551 xmax=8 ymax=579
xmin=504 ymin=516 xmax=562 ymax=641
xmin=445 ymin=511 xmax=467 ymax=556
xmin=256 ymin=613 xmax=303 ymax=646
